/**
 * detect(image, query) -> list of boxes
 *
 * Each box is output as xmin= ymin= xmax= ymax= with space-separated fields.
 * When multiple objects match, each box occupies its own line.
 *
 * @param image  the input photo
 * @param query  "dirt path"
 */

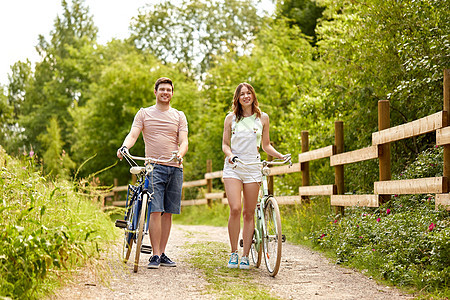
xmin=51 ymin=224 xmax=415 ymax=300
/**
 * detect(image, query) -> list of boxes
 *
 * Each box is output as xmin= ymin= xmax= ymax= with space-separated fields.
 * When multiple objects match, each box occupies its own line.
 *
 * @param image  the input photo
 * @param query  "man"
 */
xmin=117 ymin=77 xmax=188 ymax=269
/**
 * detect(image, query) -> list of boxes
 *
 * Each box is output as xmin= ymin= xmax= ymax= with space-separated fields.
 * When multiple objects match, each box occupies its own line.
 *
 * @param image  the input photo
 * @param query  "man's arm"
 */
xmin=177 ymin=130 xmax=188 ymax=163
xmin=117 ymin=127 xmax=141 ymax=159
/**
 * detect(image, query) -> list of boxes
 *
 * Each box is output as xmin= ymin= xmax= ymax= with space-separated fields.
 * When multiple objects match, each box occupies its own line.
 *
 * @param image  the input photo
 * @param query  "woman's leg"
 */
xmin=241 ymin=182 xmax=259 ymax=256
xmin=224 ymin=178 xmax=242 ymax=252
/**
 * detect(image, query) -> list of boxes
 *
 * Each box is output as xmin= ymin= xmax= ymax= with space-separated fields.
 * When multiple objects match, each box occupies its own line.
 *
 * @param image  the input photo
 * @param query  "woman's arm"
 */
xmin=261 ymin=113 xmax=284 ymax=159
xmin=222 ymin=114 xmax=235 ymax=162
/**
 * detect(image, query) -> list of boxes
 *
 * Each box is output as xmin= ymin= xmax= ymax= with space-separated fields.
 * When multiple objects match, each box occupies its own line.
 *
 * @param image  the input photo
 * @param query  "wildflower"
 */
xmin=377 ymin=218 xmax=381 ymax=222
xmin=320 ymin=233 xmax=325 ymax=239
xmin=333 ymin=219 xmax=338 ymax=224
xmin=372 ymin=249 xmax=375 ymax=251
xmin=394 ymin=194 xmax=398 ymax=197
xmin=359 ymin=236 xmax=363 ymax=239
xmin=428 ymin=223 xmax=435 ymax=231
xmin=29 ymin=150 xmax=34 ymax=157
xmin=356 ymin=225 xmax=359 ymax=228
xmin=386 ymin=209 xmax=391 ymax=215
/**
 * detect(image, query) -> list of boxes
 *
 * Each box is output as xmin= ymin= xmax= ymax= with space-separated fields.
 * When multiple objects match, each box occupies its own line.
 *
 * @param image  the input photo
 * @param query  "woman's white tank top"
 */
xmin=230 ymin=113 xmax=263 ymax=161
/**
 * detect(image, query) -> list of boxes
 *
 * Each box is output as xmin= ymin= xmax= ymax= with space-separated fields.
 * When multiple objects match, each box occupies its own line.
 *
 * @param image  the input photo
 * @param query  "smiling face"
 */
xmin=238 ymin=85 xmax=254 ymax=109
xmin=154 ymin=82 xmax=173 ymax=104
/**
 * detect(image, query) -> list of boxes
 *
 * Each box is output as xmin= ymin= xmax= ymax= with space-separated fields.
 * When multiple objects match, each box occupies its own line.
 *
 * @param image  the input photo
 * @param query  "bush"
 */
xmin=0 ymin=147 xmax=118 ymax=299
xmin=311 ymin=146 xmax=450 ymax=294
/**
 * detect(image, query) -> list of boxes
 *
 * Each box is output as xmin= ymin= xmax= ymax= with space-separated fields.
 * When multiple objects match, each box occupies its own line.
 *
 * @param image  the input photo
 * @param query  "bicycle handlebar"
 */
xmin=120 ymin=147 xmax=179 ymax=164
xmin=233 ymin=154 xmax=292 ymax=167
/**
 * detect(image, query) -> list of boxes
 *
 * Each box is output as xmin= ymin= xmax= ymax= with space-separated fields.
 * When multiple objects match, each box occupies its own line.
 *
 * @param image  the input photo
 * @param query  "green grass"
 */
xmin=174 ymin=202 xmax=229 ymax=227
xmin=0 ymin=147 xmax=120 ymax=299
xmin=183 ymin=238 xmax=278 ymax=299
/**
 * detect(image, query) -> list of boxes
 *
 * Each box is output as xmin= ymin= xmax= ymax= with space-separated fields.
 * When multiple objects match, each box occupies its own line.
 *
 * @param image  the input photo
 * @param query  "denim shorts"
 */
xmin=145 ymin=164 xmax=183 ymax=214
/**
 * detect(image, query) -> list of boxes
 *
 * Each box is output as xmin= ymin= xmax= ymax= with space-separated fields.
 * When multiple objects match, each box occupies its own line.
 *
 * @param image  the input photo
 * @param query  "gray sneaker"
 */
xmin=160 ymin=253 xmax=177 ymax=267
xmin=147 ymin=255 xmax=160 ymax=269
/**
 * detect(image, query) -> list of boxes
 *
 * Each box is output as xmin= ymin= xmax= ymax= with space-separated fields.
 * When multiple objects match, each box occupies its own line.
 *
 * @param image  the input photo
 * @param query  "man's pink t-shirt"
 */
xmin=132 ymin=106 xmax=188 ymax=168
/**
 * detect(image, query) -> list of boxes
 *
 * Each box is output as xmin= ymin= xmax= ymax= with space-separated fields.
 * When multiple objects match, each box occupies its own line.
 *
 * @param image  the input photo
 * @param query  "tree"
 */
xmin=275 ymin=0 xmax=325 ymax=45
xmin=39 ymin=116 xmax=76 ymax=178
xmin=19 ymin=0 xmax=98 ymax=156
xmin=70 ymin=40 xmax=201 ymax=184
xmin=130 ymin=0 xmax=263 ymax=79
xmin=315 ymin=0 xmax=450 ymax=189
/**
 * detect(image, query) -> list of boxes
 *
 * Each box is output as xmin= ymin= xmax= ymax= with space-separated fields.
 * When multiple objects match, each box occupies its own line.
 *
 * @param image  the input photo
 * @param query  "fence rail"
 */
xmin=103 ymin=69 xmax=450 ymax=211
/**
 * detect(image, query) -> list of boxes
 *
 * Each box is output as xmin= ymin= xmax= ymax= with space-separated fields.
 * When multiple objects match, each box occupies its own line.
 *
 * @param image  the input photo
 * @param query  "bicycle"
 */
xmin=235 ymin=154 xmax=291 ymax=277
xmin=114 ymin=148 xmax=179 ymax=273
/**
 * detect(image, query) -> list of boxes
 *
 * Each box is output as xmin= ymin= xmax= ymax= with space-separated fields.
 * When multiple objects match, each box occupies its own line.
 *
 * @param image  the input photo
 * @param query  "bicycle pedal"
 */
xmin=140 ymin=244 xmax=152 ymax=254
xmin=115 ymin=219 xmax=127 ymax=229
xmin=281 ymin=234 xmax=286 ymax=242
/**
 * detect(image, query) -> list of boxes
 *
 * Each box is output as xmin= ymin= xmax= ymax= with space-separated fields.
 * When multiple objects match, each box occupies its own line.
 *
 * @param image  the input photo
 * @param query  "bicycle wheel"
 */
xmin=134 ymin=193 xmax=148 ymax=273
xmin=122 ymin=198 xmax=137 ymax=263
xmin=250 ymin=228 xmax=262 ymax=267
xmin=262 ymin=197 xmax=282 ymax=276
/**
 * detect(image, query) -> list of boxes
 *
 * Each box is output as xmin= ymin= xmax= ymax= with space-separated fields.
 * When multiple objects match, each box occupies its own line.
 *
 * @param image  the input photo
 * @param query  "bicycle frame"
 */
xmin=115 ymin=149 xmax=179 ymax=272
xmin=234 ymin=155 xmax=291 ymax=276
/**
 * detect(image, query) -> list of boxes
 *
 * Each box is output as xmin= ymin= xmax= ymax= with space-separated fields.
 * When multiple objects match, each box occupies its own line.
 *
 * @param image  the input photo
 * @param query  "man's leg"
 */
xmin=149 ymin=212 xmax=162 ymax=256
xmin=159 ymin=212 xmax=172 ymax=254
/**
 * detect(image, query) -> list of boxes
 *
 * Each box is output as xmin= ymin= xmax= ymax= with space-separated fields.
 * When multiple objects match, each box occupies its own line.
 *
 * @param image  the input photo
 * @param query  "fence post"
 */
xmin=334 ymin=121 xmax=344 ymax=216
xmin=443 ymin=70 xmax=450 ymax=199
xmin=206 ymin=159 xmax=212 ymax=206
xmin=378 ymin=100 xmax=391 ymax=205
xmin=301 ymin=131 xmax=310 ymax=203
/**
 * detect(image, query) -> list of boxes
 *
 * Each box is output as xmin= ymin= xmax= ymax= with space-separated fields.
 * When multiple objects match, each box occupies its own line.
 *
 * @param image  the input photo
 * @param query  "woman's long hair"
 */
xmin=232 ymin=82 xmax=261 ymax=121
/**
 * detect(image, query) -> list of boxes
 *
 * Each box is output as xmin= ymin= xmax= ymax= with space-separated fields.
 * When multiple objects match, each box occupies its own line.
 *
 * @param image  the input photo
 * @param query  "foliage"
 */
xmin=130 ymin=0 xmax=263 ymax=78
xmin=281 ymin=197 xmax=333 ymax=246
xmin=315 ymin=0 xmax=450 ymax=175
xmin=18 ymin=0 xmax=98 ymax=157
xmin=311 ymin=147 xmax=450 ymax=294
xmin=275 ymin=0 xmax=325 ymax=44
xmin=38 ymin=117 xmax=76 ymax=179
xmin=0 ymin=146 xmax=118 ymax=299
xmin=70 ymin=40 xmax=201 ymax=184
xmin=174 ymin=202 xmax=229 ymax=227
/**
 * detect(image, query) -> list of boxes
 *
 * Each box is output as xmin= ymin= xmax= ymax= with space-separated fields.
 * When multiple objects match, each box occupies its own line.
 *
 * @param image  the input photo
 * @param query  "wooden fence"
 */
xmin=104 ymin=69 xmax=450 ymax=211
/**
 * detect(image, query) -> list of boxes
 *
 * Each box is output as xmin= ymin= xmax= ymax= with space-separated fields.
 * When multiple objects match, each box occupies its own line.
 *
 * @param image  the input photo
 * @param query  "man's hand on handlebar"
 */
xmin=117 ymin=145 xmax=128 ymax=160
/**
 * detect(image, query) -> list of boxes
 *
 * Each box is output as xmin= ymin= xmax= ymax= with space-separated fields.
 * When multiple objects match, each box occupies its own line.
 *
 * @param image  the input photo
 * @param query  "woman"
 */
xmin=222 ymin=82 xmax=287 ymax=269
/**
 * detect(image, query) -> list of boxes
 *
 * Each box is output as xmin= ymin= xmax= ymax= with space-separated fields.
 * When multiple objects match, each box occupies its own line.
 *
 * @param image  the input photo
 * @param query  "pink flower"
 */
xmin=333 ymin=219 xmax=338 ymax=223
xmin=377 ymin=218 xmax=381 ymax=222
xmin=428 ymin=223 xmax=436 ymax=231
xmin=372 ymin=249 xmax=375 ymax=251
xmin=359 ymin=236 xmax=363 ymax=238
xmin=386 ymin=209 xmax=391 ymax=215
xmin=320 ymin=234 xmax=325 ymax=239
xmin=29 ymin=150 xmax=34 ymax=157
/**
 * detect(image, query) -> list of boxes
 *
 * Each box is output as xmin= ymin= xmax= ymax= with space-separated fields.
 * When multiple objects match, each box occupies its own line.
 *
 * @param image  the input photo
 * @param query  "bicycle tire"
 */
xmin=122 ymin=199 xmax=136 ymax=263
xmin=262 ymin=197 xmax=282 ymax=277
xmin=134 ymin=193 xmax=148 ymax=273
xmin=250 ymin=229 xmax=262 ymax=267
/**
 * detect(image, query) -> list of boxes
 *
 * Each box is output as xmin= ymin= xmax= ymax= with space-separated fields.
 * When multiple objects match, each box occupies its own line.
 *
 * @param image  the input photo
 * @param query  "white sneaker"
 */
xmin=239 ymin=256 xmax=250 ymax=269
xmin=227 ymin=252 xmax=239 ymax=268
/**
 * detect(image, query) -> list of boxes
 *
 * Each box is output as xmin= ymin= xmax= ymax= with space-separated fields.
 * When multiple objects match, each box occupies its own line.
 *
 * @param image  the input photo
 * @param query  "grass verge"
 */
xmin=183 ymin=239 xmax=278 ymax=299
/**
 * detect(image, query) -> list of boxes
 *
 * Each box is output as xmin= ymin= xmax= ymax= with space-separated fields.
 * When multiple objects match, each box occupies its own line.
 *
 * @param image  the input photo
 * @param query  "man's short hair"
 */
xmin=154 ymin=77 xmax=174 ymax=92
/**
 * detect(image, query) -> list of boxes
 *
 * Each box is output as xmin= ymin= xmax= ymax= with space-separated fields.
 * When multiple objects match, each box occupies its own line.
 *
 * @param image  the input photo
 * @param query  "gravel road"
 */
xmin=51 ymin=224 xmax=415 ymax=300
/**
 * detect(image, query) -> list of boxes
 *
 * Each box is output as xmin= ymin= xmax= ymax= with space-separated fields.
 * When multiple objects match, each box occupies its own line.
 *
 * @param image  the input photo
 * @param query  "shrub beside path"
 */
xmin=51 ymin=224 xmax=415 ymax=299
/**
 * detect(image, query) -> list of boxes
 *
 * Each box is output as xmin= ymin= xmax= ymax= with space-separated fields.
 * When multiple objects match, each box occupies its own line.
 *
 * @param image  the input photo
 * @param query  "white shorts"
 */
xmin=222 ymin=158 xmax=262 ymax=184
